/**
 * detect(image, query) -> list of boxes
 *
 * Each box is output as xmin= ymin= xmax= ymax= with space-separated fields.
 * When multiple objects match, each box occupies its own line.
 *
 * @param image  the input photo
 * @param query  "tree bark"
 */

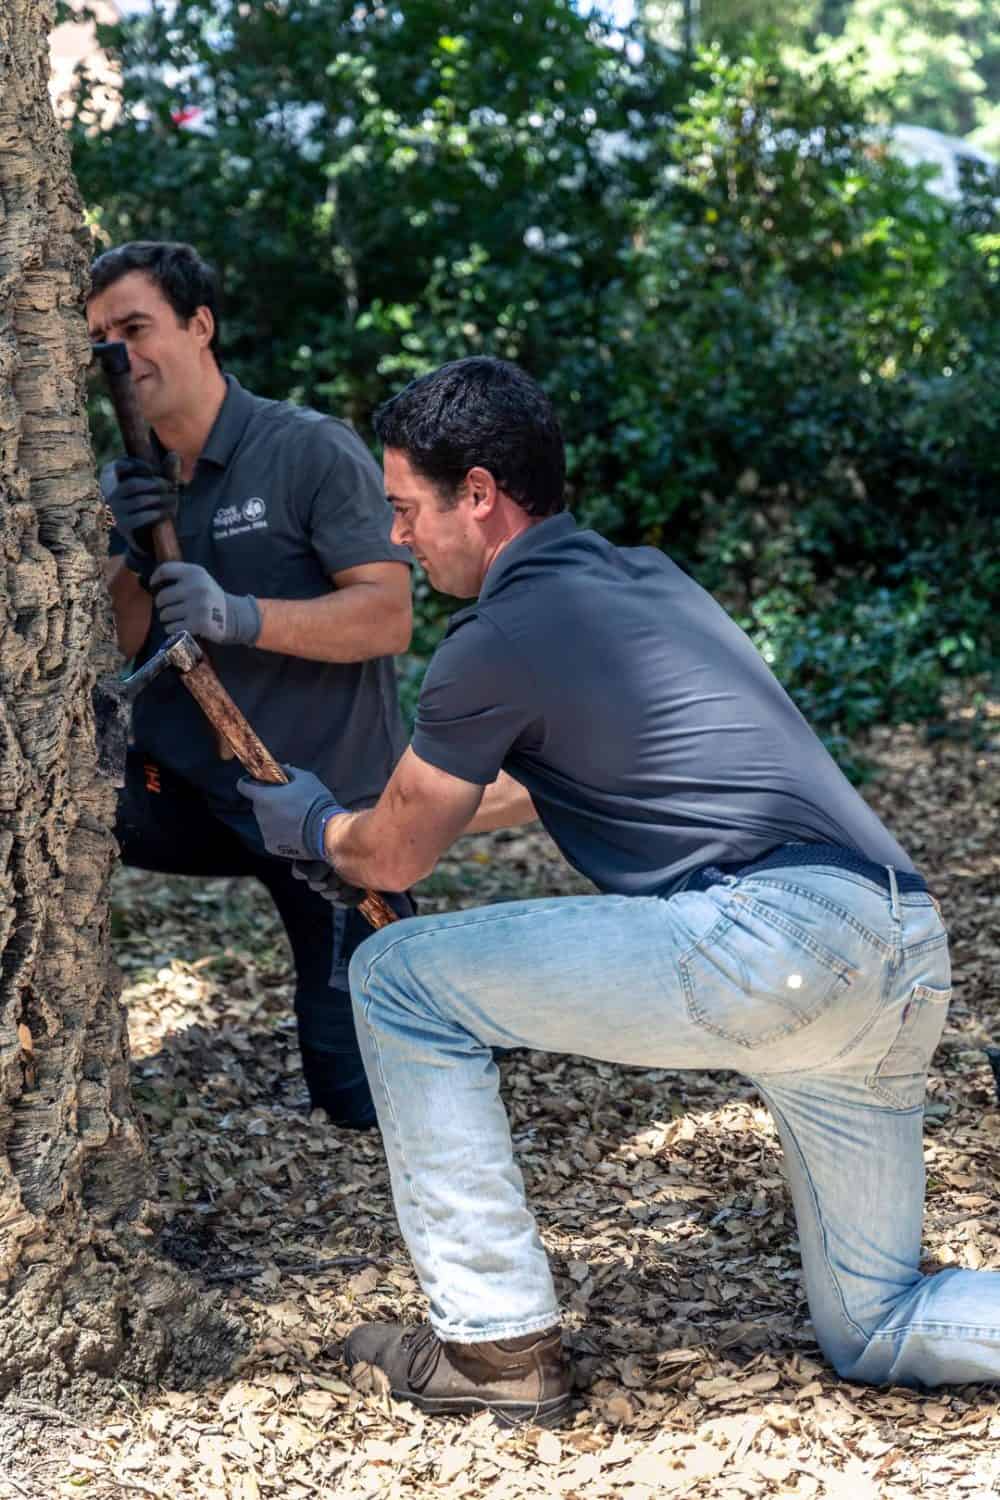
xmin=0 ymin=0 xmax=236 ymax=1405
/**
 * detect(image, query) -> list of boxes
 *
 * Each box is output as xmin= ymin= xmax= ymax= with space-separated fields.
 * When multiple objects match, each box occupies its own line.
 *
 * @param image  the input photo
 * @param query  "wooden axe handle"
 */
xmin=94 ymin=342 xmax=182 ymax=564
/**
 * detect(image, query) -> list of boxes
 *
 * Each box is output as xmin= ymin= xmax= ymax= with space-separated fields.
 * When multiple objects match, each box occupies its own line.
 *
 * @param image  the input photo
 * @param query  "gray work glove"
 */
xmin=106 ymin=458 xmax=178 ymax=580
xmin=151 ymin=561 xmax=262 ymax=646
xmin=237 ymin=764 xmax=348 ymax=861
xmin=292 ymin=859 xmax=364 ymax=908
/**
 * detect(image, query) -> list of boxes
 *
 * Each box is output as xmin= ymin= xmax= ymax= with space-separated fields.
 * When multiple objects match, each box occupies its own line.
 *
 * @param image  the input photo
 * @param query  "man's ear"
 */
xmin=190 ymin=303 xmax=216 ymax=352
xmin=466 ymin=466 xmax=498 ymax=515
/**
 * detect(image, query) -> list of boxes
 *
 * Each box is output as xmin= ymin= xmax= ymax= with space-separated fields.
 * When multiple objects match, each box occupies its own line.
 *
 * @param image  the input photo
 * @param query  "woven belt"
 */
xmin=686 ymin=842 xmax=929 ymax=897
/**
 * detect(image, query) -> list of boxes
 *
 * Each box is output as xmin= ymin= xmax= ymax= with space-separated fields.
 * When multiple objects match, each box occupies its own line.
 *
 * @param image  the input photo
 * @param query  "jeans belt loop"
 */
xmin=886 ymin=864 xmax=901 ymax=923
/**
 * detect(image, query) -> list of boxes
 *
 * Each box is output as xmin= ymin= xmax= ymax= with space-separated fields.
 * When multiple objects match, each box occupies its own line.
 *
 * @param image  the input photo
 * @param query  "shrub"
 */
xmin=70 ymin=13 xmax=999 ymax=760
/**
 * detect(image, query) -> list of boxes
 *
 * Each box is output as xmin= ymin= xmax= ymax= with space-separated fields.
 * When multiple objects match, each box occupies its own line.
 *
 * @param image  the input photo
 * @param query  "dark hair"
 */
xmin=88 ymin=241 xmax=222 ymax=362
xmin=373 ymin=357 xmax=566 ymax=517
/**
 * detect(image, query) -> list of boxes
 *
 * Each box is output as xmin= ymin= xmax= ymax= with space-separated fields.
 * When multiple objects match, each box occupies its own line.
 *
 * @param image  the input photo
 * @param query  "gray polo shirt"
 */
xmin=412 ymin=513 xmax=914 ymax=896
xmin=109 ymin=376 xmax=410 ymax=810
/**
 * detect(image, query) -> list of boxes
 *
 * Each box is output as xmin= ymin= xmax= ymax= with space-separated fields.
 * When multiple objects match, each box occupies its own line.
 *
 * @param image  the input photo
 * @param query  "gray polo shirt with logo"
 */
xmin=108 ymin=376 xmax=410 ymax=811
xmin=411 ymin=513 xmax=914 ymax=896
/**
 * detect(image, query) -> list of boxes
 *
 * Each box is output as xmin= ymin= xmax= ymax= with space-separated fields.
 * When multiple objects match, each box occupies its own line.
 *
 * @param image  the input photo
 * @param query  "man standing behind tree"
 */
xmin=87 ymin=240 xmax=412 ymax=1128
xmin=241 ymin=357 xmax=996 ymax=1428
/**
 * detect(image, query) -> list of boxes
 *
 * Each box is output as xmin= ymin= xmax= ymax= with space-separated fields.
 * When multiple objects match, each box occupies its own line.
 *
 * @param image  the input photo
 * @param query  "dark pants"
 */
xmin=115 ymin=749 xmax=411 ymax=1127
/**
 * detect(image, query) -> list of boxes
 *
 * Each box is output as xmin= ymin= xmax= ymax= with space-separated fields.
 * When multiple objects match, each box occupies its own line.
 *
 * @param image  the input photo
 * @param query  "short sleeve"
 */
xmin=302 ymin=419 xmax=412 ymax=576
xmin=411 ymin=614 xmax=542 ymax=785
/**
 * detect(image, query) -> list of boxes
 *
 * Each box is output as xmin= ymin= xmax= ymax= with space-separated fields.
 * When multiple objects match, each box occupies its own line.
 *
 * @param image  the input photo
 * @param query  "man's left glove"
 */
xmin=151 ymin=560 xmax=261 ymax=646
xmin=292 ymin=859 xmax=364 ymax=908
xmin=237 ymin=765 xmax=348 ymax=862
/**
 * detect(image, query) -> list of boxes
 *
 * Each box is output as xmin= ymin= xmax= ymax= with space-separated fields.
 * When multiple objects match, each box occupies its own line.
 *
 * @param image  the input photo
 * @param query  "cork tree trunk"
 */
xmin=0 ymin=0 xmax=234 ymax=1404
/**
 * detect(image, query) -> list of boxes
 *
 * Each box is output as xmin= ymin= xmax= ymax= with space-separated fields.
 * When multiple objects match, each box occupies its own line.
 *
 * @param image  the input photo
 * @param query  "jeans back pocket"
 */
xmin=678 ymin=892 xmax=855 ymax=1050
xmin=867 ymin=983 xmax=951 ymax=1109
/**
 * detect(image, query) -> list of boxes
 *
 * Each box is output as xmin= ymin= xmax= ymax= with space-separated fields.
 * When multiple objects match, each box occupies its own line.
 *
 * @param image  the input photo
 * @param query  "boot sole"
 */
xmin=391 ymin=1387 xmax=573 ymax=1429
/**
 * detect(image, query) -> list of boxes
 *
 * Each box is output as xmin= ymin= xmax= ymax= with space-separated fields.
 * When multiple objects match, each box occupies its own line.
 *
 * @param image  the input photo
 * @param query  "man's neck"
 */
xmin=481 ymin=514 xmax=542 ymax=582
xmin=153 ymin=365 xmax=228 ymax=482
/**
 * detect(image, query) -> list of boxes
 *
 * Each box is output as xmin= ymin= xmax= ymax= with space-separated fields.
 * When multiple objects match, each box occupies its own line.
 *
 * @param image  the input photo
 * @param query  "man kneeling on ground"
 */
xmin=241 ymin=356 xmax=981 ymax=1428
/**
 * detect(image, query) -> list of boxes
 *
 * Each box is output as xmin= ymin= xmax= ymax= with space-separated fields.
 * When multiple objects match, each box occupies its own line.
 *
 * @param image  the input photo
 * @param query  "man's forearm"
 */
xmin=322 ymin=809 xmax=390 ymax=887
xmin=242 ymin=748 xmax=492 ymax=893
xmin=106 ymin=554 xmax=152 ymax=659
xmin=323 ymin=770 xmax=535 ymax=890
xmin=255 ymin=584 xmax=410 ymax=662
xmin=324 ymin=758 xmax=485 ymax=892
xmin=462 ymin=771 xmax=538 ymax=833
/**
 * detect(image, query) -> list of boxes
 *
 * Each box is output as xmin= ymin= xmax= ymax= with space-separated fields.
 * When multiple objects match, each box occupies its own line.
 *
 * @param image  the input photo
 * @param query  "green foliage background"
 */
xmin=644 ymin=0 xmax=1000 ymax=147
xmin=66 ymin=1 xmax=999 ymax=768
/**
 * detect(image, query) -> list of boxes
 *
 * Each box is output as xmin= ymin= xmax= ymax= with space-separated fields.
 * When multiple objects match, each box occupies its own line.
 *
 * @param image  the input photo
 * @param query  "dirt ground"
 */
xmin=3 ymin=702 xmax=999 ymax=1499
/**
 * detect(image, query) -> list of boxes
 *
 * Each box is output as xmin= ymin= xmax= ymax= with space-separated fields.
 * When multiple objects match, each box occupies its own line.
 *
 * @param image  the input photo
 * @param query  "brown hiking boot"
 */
xmin=344 ymin=1320 xmax=571 ymax=1427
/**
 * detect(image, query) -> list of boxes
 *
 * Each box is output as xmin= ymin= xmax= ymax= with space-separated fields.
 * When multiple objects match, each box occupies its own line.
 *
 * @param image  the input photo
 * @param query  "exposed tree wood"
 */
xmin=0 ymin=0 xmax=237 ymax=1406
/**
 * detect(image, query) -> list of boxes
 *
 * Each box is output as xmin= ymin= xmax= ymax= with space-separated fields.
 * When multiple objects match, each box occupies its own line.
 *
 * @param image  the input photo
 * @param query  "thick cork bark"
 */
xmin=0 ymin=0 xmax=236 ymax=1404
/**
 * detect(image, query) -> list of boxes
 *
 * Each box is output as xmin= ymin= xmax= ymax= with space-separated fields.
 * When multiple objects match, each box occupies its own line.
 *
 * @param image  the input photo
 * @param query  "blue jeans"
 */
xmin=349 ymin=863 xmax=1000 ymax=1387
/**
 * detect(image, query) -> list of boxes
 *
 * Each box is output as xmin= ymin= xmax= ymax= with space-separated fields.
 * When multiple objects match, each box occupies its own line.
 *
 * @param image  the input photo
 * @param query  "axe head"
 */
xmin=119 ymin=632 xmax=203 ymax=702
xmin=93 ymin=632 xmax=204 ymax=784
xmin=91 ymin=339 xmax=131 ymax=376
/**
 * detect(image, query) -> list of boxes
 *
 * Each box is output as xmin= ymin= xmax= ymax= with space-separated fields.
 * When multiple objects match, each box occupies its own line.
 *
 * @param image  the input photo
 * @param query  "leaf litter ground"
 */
xmin=7 ymin=703 xmax=1000 ymax=1500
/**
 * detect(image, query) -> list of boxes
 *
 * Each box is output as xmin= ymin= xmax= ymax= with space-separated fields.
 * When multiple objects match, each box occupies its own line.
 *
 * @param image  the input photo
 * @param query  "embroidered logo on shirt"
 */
xmin=213 ymin=497 xmax=269 ymax=540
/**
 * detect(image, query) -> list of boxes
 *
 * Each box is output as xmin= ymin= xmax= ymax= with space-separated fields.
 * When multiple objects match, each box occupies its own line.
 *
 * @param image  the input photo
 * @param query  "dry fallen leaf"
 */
xmin=536 ymin=1430 xmax=562 ymax=1465
xmin=438 ymin=1443 xmax=472 ymax=1482
xmin=346 ymin=1265 xmax=379 ymax=1298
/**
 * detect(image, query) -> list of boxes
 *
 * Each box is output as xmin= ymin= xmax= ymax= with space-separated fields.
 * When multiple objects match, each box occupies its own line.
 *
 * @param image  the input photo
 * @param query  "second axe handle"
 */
xmin=94 ymin=341 xmax=397 ymax=933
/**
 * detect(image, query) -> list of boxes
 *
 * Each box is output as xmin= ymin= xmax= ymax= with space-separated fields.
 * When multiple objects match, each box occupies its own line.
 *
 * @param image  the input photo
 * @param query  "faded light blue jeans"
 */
xmin=349 ymin=862 xmax=1000 ymax=1387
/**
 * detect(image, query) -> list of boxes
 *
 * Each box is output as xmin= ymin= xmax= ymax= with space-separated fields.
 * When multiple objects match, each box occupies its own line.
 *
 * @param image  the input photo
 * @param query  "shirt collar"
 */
xmin=199 ymin=375 xmax=257 ymax=467
xmin=152 ymin=373 xmax=256 ymax=471
xmin=478 ymin=512 xmax=577 ymax=601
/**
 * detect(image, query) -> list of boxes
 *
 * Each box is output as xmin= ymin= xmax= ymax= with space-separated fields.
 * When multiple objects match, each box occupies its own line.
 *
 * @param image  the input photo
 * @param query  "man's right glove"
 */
xmin=292 ymin=859 xmax=364 ymax=908
xmin=150 ymin=561 xmax=261 ymax=646
xmin=106 ymin=458 xmax=177 ymax=580
xmin=237 ymin=765 xmax=347 ymax=861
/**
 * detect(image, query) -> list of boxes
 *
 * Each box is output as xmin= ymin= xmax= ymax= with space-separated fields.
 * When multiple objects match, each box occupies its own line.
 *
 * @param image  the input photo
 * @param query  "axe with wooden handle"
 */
xmin=117 ymin=631 xmax=397 ymax=931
